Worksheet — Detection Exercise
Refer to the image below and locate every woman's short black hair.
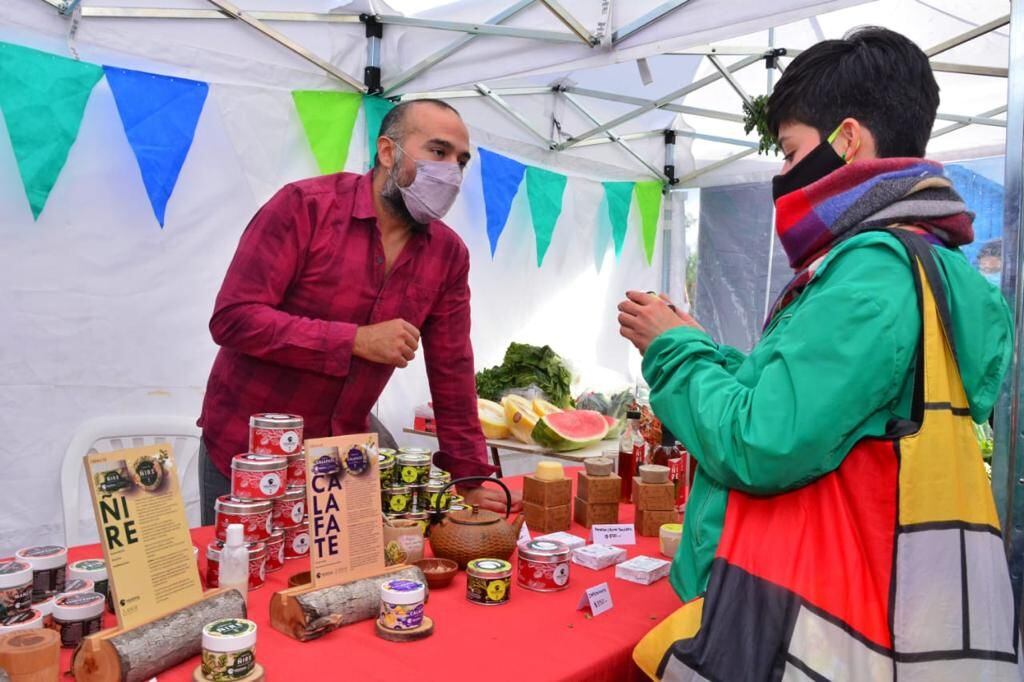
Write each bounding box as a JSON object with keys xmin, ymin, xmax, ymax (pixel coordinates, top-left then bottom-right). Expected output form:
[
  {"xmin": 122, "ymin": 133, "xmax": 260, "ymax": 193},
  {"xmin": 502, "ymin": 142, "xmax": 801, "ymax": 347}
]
[{"xmin": 767, "ymin": 27, "xmax": 939, "ymax": 157}]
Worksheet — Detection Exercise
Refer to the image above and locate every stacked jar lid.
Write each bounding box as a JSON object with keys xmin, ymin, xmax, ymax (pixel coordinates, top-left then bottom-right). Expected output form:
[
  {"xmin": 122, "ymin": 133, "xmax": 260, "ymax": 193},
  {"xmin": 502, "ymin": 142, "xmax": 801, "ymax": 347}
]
[{"xmin": 209, "ymin": 414, "xmax": 306, "ymax": 590}]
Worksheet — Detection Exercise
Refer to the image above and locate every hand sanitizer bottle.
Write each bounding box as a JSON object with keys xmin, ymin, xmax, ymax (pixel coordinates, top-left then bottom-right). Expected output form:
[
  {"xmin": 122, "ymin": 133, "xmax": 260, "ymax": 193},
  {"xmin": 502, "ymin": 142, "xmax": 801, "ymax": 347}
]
[{"xmin": 220, "ymin": 523, "xmax": 249, "ymax": 606}]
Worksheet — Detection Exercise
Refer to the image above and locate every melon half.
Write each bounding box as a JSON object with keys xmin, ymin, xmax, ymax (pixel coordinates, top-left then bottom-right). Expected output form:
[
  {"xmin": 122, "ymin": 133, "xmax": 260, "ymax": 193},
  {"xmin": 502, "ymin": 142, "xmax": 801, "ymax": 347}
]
[
  {"xmin": 502, "ymin": 395, "xmax": 539, "ymax": 444},
  {"xmin": 532, "ymin": 410, "xmax": 610, "ymax": 452},
  {"xmin": 478, "ymin": 399, "xmax": 509, "ymax": 440}
]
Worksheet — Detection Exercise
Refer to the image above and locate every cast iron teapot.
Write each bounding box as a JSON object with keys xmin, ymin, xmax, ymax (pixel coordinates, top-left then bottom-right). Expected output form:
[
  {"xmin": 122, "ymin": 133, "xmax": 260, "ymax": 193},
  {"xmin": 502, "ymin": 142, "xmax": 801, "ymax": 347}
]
[{"xmin": 428, "ymin": 476, "xmax": 524, "ymax": 569}]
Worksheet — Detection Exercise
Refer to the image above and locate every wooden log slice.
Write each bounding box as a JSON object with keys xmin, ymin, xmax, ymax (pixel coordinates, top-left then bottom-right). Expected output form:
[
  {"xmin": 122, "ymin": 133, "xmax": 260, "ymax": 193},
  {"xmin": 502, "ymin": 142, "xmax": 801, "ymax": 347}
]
[
  {"xmin": 72, "ymin": 588, "xmax": 246, "ymax": 682},
  {"xmin": 374, "ymin": 616, "xmax": 434, "ymax": 642}
]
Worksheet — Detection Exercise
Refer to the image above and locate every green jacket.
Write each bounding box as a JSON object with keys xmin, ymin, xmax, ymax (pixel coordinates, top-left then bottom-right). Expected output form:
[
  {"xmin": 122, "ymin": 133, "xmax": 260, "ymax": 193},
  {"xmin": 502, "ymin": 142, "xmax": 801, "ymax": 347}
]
[{"xmin": 642, "ymin": 231, "xmax": 1013, "ymax": 602}]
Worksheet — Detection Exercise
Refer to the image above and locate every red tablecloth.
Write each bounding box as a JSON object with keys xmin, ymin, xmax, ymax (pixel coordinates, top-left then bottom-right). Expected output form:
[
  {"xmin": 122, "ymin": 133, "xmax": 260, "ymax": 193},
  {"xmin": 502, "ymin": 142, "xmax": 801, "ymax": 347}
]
[{"xmin": 61, "ymin": 476, "xmax": 678, "ymax": 681}]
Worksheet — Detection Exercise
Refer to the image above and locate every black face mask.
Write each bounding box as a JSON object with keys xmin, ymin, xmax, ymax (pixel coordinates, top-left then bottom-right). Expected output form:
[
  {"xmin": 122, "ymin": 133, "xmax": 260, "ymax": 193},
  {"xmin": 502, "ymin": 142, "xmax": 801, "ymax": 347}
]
[{"xmin": 771, "ymin": 139, "xmax": 845, "ymax": 202}]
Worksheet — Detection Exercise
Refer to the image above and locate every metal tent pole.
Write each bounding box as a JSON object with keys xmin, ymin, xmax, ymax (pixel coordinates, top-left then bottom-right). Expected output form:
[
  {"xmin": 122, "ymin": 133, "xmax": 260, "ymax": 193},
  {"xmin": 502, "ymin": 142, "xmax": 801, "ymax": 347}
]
[{"xmin": 994, "ymin": 0, "xmax": 1024, "ymax": 602}]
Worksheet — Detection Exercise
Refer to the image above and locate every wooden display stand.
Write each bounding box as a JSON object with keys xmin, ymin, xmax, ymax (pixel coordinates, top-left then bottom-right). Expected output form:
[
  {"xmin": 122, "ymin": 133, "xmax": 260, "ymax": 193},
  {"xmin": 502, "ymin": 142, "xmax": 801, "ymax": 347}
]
[
  {"xmin": 523, "ymin": 474, "xmax": 573, "ymax": 533},
  {"xmin": 72, "ymin": 588, "xmax": 246, "ymax": 682},
  {"xmin": 574, "ymin": 470, "xmax": 621, "ymax": 528},
  {"xmin": 269, "ymin": 564, "xmax": 427, "ymax": 642}
]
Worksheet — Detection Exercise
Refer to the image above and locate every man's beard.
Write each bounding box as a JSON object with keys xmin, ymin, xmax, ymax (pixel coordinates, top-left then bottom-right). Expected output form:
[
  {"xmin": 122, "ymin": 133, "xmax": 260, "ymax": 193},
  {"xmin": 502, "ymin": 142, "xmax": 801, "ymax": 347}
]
[{"xmin": 380, "ymin": 148, "xmax": 429, "ymax": 234}]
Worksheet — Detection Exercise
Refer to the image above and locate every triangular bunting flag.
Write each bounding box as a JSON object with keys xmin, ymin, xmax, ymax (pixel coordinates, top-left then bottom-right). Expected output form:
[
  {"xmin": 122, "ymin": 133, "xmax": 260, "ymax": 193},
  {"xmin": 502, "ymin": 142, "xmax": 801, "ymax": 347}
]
[
  {"xmin": 0, "ymin": 42, "xmax": 103, "ymax": 219},
  {"xmin": 292, "ymin": 90, "xmax": 362, "ymax": 175},
  {"xmin": 525, "ymin": 166, "xmax": 567, "ymax": 267},
  {"xmin": 103, "ymin": 66, "xmax": 208, "ymax": 227},
  {"xmin": 478, "ymin": 147, "xmax": 527, "ymax": 257},
  {"xmin": 363, "ymin": 95, "xmax": 395, "ymax": 168},
  {"xmin": 603, "ymin": 181, "xmax": 635, "ymax": 260},
  {"xmin": 635, "ymin": 180, "xmax": 663, "ymax": 265}
]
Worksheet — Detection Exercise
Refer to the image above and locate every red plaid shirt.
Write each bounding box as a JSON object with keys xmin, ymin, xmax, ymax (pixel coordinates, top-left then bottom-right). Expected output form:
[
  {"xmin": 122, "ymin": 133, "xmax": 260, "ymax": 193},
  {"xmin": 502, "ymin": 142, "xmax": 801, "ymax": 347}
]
[{"xmin": 198, "ymin": 170, "xmax": 494, "ymax": 481}]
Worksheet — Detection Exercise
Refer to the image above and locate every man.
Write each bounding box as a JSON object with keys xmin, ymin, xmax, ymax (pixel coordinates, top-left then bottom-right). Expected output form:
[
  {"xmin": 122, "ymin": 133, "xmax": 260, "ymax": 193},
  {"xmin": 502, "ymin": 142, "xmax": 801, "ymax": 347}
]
[
  {"xmin": 623, "ymin": 28, "xmax": 1018, "ymax": 680},
  {"xmin": 198, "ymin": 99, "xmax": 522, "ymax": 523}
]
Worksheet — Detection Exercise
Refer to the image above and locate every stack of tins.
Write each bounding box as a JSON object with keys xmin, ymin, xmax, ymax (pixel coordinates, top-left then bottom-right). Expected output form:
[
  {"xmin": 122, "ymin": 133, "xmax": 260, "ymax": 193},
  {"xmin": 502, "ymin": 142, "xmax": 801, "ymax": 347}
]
[
  {"xmin": 380, "ymin": 448, "xmax": 454, "ymax": 536},
  {"xmin": 209, "ymin": 414, "xmax": 307, "ymax": 592}
]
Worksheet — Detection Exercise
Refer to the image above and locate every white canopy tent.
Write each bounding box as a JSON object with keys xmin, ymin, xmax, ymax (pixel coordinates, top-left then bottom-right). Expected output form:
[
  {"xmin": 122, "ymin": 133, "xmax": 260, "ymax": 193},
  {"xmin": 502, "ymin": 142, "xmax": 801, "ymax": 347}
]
[{"xmin": 0, "ymin": 0, "xmax": 1016, "ymax": 555}]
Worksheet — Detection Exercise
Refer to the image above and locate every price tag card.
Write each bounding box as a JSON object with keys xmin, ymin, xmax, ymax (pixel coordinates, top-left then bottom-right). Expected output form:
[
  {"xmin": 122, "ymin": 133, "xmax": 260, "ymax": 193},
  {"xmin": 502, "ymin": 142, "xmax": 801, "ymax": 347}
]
[
  {"xmin": 591, "ymin": 524, "xmax": 636, "ymax": 546},
  {"xmin": 576, "ymin": 582, "xmax": 614, "ymax": 617}
]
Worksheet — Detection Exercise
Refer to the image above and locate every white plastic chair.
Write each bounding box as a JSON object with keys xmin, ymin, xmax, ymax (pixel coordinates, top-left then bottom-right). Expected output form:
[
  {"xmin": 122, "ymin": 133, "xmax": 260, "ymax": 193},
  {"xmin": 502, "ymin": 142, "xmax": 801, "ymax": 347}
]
[{"xmin": 61, "ymin": 416, "xmax": 202, "ymax": 547}]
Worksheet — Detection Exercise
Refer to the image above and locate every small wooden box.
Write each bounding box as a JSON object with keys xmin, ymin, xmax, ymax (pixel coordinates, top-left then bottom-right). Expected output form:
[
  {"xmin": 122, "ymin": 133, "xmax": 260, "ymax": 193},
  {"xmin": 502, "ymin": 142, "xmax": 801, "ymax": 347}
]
[
  {"xmin": 523, "ymin": 501, "xmax": 571, "ymax": 533},
  {"xmin": 577, "ymin": 471, "xmax": 621, "ymax": 504},
  {"xmin": 632, "ymin": 477, "xmax": 676, "ymax": 511},
  {"xmin": 572, "ymin": 496, "xmax": 620, "ymax": 528},
  {"xmin": 636, "ymin": 509, "xmax": 680, "ymax": 537},
  {"xmin": 523, "ymin": 475, "xmax": 573, "ymax": 508}
]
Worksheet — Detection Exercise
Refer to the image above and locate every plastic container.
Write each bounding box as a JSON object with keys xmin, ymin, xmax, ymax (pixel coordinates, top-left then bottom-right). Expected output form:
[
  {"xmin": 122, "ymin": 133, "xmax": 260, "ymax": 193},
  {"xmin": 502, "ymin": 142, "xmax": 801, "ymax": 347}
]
[
  {"xmin": 31, "ymin": 594, "xmax": 55, "ymax": 629},
  {"xmin": 58, "ymin": 579, "xmax": 93, "ymax": 596},
  {"xmin": 52, "ymin": 592, "xmax": 104, "ymax": 648},
  {"xmin": 0, "ymin": 560, "xmax": 33, "ymax": 620},
  {"xmin": 0, "ymin": 608, "xmax": 43, "ymax": 634},
  {"xmin": 202, "ymin": 617, "xmax": 258, "ymax": 681},
  {"xmin": 205, "ymin": 540, "xmax": 268, "ymax": 592},
  {"xmin": 659, "ymin": 523, "xmax": 683, "ymax": 558},
  {"xmin": 382, "ymin": 486, "xmax": 413, "ymax": 515},
  {"xmin": 14, "ymin": 546, "xmax": 67, "ymax": 601},
  {"xmin": 378, "ymin": 579, "xmax": 426, "ymax": 631}
]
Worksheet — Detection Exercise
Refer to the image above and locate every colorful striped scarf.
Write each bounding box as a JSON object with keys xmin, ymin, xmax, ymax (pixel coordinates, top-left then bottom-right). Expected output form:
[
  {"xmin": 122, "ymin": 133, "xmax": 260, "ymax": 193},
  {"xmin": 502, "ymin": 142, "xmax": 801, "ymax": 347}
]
[{"xmin": 766, "ymin": 158, "xmax": 974, "ymax": 326}]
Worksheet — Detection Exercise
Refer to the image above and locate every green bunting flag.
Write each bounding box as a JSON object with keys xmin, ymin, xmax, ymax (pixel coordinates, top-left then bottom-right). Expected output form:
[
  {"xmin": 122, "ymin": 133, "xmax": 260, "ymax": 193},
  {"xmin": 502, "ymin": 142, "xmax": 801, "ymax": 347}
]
[
  {"xmin": 603, "ymin": 181, "xmax": 635, "ymax": 260},
  {"xmin": 363, "ymin": 95, "xmax": 395, "ymax": 167},
  {"xmin": 635, "ymin": 180, "xmax": 663, "ymax": 265},
  {"xmin": 0, "ymin": 42, "xmax": 103, "ymax": 219},
  {"xmin": 525, "ymin": 166, "xmax": 568, "ymax": 267},
  {"xmin": 292, "ymin": 90, "xmax": 362, "ymax": 174}
]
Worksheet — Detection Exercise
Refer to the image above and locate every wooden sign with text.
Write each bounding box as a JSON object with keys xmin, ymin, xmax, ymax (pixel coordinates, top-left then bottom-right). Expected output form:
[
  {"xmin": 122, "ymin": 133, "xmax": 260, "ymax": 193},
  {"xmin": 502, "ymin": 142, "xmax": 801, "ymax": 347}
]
[
  {"xmin": 304, "ymin": 434, "xmax": 385, "ymax": 588},
  {"xmin": 84, "ymin": 444, "xmax": 202, "ymax": 629}
]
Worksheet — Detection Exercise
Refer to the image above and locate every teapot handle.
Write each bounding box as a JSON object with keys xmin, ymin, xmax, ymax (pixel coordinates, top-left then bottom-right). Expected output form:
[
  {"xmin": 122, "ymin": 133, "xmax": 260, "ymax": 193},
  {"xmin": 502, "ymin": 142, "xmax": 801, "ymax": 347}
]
[{"xmin": 438, "ymin": 476, "xmax": 512, "ymax": 518}]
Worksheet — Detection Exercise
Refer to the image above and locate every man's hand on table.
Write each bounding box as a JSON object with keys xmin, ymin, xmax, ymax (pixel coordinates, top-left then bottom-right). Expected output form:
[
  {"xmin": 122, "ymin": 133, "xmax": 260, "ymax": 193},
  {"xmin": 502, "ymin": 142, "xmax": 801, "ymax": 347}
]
[
  {"xmin": 354, "ymin": 319, "xmax": 420, "ymax": 368},
  {"xmin": 459, "ymin": 485, "xmax": 524, "ymax": 514}
]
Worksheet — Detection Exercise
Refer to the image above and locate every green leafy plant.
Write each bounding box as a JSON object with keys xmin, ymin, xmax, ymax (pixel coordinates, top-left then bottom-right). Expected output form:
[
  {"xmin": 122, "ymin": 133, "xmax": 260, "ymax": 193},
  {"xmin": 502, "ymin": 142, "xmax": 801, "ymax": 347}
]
[
  {"xmin": 475, "ymin": 343, "xmax": 574, "ymax": 408},
  {"xmin": 742, "ymin": 94, "xmax": 779, "ymax": 156}
]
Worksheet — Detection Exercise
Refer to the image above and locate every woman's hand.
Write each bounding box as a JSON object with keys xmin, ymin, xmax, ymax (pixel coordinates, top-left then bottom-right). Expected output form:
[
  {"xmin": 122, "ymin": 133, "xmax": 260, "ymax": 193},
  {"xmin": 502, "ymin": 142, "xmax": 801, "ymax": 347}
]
[{"xmin": 618, "ymin": 291, "xmax": 703, "ymax": 353}]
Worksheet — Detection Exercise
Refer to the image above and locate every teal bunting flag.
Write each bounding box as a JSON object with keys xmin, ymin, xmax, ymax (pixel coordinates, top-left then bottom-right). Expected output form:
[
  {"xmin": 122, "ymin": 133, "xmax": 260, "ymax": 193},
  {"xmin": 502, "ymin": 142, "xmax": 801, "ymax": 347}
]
[{"xmin": 525, "ymin": 166, "xmax": 567, "ymax": 267}]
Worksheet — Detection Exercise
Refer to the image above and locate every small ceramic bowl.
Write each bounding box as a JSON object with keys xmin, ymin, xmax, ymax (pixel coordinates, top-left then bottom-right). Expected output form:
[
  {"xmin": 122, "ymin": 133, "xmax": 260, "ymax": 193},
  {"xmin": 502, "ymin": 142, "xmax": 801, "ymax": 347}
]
[
  {"xmin": 413, "ymin": 558, "xmax": 458, "ymax": 589},
  {"xmin": 584, "ymin": 457, "xmax": 614, "ymax": 477},
  {"xmin": 639, "ymin": 464, "xmax": 670, "ymax": 484}
]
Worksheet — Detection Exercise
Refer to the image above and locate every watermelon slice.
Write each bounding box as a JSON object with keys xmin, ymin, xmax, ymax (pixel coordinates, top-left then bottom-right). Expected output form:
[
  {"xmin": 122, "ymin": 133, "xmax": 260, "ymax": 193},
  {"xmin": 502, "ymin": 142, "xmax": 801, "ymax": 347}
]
[{"xmin": 532, "ymin": 410, "xmax": 610, "ymax": 452}]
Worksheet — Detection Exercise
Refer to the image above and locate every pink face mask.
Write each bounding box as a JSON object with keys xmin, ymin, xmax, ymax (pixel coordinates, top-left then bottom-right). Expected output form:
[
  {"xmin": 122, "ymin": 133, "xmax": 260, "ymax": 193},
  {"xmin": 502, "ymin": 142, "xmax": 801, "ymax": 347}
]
[{"xmin": 394, "ymin": 144, "xmax": 464, "ymax": 224}]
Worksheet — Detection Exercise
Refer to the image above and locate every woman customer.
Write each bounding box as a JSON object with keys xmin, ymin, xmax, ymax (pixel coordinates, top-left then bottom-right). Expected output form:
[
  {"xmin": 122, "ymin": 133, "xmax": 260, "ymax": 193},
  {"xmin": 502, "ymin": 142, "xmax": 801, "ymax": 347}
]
[{"xmin": 621, "ymin": 27, "xmax": 1019, "ymax": 681}]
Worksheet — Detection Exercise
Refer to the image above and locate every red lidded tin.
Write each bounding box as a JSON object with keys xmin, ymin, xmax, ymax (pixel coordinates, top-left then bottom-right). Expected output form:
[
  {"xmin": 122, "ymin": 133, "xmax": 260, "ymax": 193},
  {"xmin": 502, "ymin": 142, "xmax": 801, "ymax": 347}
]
[
  {"xmin": 249, "ymin": 413, "xmax": 303, "ymax": 456},
  {"xmin": 206, "ymin": 541, "xmax": 267, "ymax": 591},
  {"xmin": 284, "ymin": 520, "xmax": 310, "ymax": 559},
  {"xmin": 214, "ymin": 496, "xmax": 273, "ymax": 543},
  {"xmin": 266, "ymin": 528, "xmax": 285, "ymax": 573},
  {"xmin": 272, "ymin": 486, "xmax": 306, "ymax": 528},
  {"xmin": 286, "ymin": 451, "xmax": 306, "ymax": 487},
  {"xmin": 517, "ymin": 539, "xmax": 571, "ymax": 592},
  {"xmin": 230, "ymin": 453, "xmax": 286, "ymax": 500}
]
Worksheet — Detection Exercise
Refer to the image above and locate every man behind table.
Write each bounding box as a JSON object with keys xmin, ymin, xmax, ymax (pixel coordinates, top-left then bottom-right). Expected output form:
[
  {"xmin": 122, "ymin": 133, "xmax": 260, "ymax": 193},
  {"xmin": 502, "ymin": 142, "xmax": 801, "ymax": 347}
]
[{"xmin": 197, "ymin": 99, "xmax": 523, "ymax": 523}]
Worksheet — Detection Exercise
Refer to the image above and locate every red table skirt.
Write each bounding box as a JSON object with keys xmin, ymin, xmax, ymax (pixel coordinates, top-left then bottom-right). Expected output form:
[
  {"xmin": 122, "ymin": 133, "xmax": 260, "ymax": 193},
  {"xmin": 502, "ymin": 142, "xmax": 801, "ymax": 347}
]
[{"xmin": 61, "ymin": 476, "xmax": 678, "ymax": 681}]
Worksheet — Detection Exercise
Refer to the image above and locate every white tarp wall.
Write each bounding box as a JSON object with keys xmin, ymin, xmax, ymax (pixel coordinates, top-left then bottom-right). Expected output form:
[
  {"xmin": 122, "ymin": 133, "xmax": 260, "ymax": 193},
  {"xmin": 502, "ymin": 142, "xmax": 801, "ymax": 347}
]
[{"xmin": 0, "ymin": 0, "xmax": 872, "ymax": 553}]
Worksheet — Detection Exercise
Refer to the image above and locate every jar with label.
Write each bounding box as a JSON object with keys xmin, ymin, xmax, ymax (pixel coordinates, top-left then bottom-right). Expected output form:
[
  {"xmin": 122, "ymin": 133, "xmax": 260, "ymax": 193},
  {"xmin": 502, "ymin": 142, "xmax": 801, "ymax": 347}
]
[
  {"xmin": 67, "ymin": 559, "xmax": 110, "ymax": 614},
  {"xmin": 230, "ymin": 454, "xmax": 287, "ymax": 501},
  {"xmin": 381, "ymin": 486, "xmax": 413, "ymax": 515},
  {"xmin": 284, "ymin": 519, "xmax": 310, "ymax": 559},
  {"xmin": 215, "ymin": 496, "xmax": 273, "ymax": 543},
  {"xmin": 14, "ymin": 546, "xmax": 66, "ymax": 601},
  {"xmin": 429, "ymin": 468, "xmax": 452, "ymax": 486},
  {"xmin": 378, "ymin": 579, "xmax": 425, "ymax": 631},
  {"xmin": 285, "ymin": 451, "xmax": 306, "ymax": 487},
  {"xmin": 272, "ymin": 485, "xmax": 305, "ymax": 528},
  {"xmin": 0, "ymin": 560, "xmax": 33, "ymax": 620},
  {"xmin": 52, "ymin": 592, "xmax": 104, "ymax": 648},
  {"xmin": 206, "ymin": 541, "xmax": 267, "ymax": 591},
  {"xmin": 396, "ymin": 451, "xmax": 431, "ymax": 487},
  {"xmin": 265, "ymin": 528, "xmax": 285, "ymax": 573},
  {"xmin": 202, "ymin": 618, "xmax": 258, "ymax": 682},
  {"xmin": 249, "ymin": 413, "xmax": 303, "ymax": 456},
  {"xmin": 517, "ymin": 539, "xmax": 571, "ymax": 593},
  {"xmin": 378, "ymin": 450, "xmax": 396, "ymax": 488},
  {"xmin": 0, "ymin": 608, "xmax": 42, "ymax": 634},
  {"xmin": 422, "ymin": 479, "xmax": 450, "ymax": 513},
  {"xmin": 466, "ymin": 559, "xmax": 512, "ymax": 606},
  {"xmin": 32, "ymin": 594, "xmax": 55, "ymax": 629}
]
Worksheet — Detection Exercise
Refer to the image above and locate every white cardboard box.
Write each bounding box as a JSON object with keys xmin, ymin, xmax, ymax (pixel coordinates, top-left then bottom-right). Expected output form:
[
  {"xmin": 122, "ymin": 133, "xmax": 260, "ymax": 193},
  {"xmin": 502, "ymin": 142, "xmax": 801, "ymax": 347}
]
[{"xmin": 615, "ymin": 555, "xmax": 671, "ymax": 585}]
